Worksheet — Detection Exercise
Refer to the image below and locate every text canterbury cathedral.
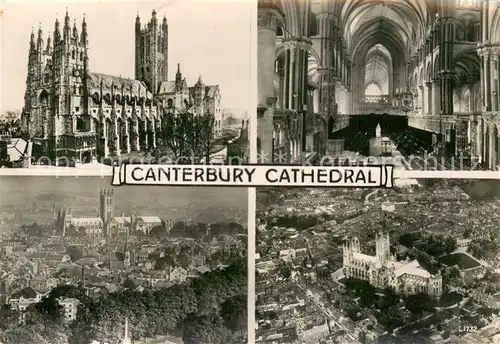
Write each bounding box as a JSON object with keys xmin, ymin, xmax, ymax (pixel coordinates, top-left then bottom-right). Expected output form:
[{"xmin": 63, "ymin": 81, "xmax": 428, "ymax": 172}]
[{"xmin": 21, "ymin": 10, "xmax": 222, "ymax": 163}]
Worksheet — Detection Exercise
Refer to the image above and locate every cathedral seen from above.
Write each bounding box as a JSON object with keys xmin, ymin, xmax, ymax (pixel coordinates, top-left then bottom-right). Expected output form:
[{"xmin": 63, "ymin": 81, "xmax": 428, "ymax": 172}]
[{"xmin": 21, "ymin": 10, "xmax": 222, "ymax": 163}]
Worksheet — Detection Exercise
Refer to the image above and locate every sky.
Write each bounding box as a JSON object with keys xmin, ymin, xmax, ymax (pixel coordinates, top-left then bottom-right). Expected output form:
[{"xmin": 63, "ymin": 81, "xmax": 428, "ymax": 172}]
[{"xmin": 0, "ymin": 0, "xmax": 254, "ymax": 113}]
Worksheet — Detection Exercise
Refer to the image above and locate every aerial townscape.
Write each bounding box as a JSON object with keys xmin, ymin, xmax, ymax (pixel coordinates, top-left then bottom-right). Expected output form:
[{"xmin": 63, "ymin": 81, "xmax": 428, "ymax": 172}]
[
  {"xmin": 0, "ymin": 177, "xmax": 248, "ymax": 344},
  {"xmin": 0, "ymin": 8, "xmax": 249, "ymax": 168},
  {"xmin": 255, "ymin": 179, "xmax": 500, "ymax": 344}
]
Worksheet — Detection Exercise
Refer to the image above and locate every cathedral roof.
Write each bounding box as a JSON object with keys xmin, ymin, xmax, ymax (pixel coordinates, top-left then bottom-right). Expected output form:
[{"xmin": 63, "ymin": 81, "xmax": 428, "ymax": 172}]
[
  {"xmin": 87, "ymin": 72, "xmax": 152, "ymax": 97},
  {"xmin": 206, "ymin": 85, "xmax": 219, "ymax": 98},
  {"xmin": 158, "ymin": 81, "xmax": 176, "ymax": 94},
  {"xmin": 137, "ymin": 216, "xmax": 162, "ymax": 223},
  {"xmin": 113, "ymin": 216, "xmax": 131, "ymax": 224},
  {"xmin": 188, "ymin": 84, "xmax": 220, "ymax": 99},
  {"xmin": 71, "ymin": 217, "xmax": 103, "ymax": 224},
  {"xmin": 394, "ymin": 260, "xmax": 431, "ymax": 279}
]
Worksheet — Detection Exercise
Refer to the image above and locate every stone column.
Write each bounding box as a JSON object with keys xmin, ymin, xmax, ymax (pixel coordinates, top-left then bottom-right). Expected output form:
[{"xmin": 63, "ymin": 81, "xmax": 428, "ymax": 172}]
[
  {"xmin": 491, "ymin": 52, "xmax": 499, "ymax": 111},
  {"xmin": 418, "ymin": 85, "xmax": 424, "ymax": 114},
  {"xmin": 257, "ymin": 9, "xmax": 279, "ymax": 163},
  {"xmin": 258, "ymin": 10, "xmax": 279, "ymax": 108},
  {"xmin": 124, "ymin": 119, "xmax": 131, "ymax": 154},
  {"xmin": 130, "ymin": 119, "xmax": 139, "ymax": 151},
  {"xmin": 142, "ymin": 121, "xmax": 149, "ymax": 151},
  {"xmin": 440, "ymin": 73, "xmax": 454, "ymax": 116},
  {"xmin": 432, "ymin": 78, "xmax": 441, "ymax": 116},
  {"xmin": 482, "ymin": 47, "xmax": 491, "ymax": 111},
  {"xmin": 475, "ymin": 119, "xmax": 482, "ymax": 163},
  {"xmin": 103, "ymin": 120, "xmax": 109, "ymax": 157},
  {"xmin": 112, "ymin": 118, "xmax": 120, "ymax": 155},
  {"xmin": 317, "ymin": 12, "xmax": 336, "ymax": 117},
  {"xmin": 488, "ymin": 124, "xmax": 495, "ymax": 169},
  {"xmin": 150, "ymin": 119, "xmax": 156, "ymax": 148},
  {"xmin": 425, "ymin": 82, "xmax": 432, "ymax": 115}
]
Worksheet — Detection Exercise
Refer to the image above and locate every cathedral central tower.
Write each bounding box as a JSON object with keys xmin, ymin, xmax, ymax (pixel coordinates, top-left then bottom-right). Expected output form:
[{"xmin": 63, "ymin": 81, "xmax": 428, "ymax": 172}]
[{"xmin": 135, "ymin": 10, "xmax": 168, "ymax": 94}]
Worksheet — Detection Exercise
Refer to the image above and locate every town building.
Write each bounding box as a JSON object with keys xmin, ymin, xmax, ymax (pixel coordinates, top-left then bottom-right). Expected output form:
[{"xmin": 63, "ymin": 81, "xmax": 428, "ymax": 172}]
[
  {"xmin": 342, "ymin": 233, "xmax": 443, "ymax": 296},
  {"xmin": 21, "ymin": 10, "xmax": 222, "ymax": 163},
  {"xmin": 59, "ymin": 297, "xmax": 80, "ymax": 322}
]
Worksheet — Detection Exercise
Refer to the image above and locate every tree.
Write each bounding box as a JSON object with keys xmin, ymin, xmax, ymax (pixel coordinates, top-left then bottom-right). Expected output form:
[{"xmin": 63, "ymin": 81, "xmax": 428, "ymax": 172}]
[
  {"xmin": 1, "ymin": 110, "xmax": 22, "ymax": 136},
  {"xmin": 149, "ymin": 109, "xmax": 216, "ymax": 164},
  {"xmin": 66, "ymin": 246, "xmax": 83, "ymax": 262},
  {"xmin": 278, "ymin": 262, "xmax": 292, "ymax": 280},
  {"xmin": 377, "ymin": 305, "xmax": 407, "ymax": 332},
  {"xmin": 123, "ymin": 278, "xmax": 136, "ymax": 289},
  {"xmin": 220, "ymin": 295, "xmax": 247, "ymax": 333},
  {"xmin": 65, "ymin": 224, "xmax": 78, "ymax": 237},
  {"xmin": 182, "ymin": 313, "xmax": 231, "ymax": 344},
  {"xmin": 404, "ymin": 293, "xmax": 435, "ymax": 314},
  {"xmin": 149, "ymin": 225, "xmax": 167, "ymax": 238}
]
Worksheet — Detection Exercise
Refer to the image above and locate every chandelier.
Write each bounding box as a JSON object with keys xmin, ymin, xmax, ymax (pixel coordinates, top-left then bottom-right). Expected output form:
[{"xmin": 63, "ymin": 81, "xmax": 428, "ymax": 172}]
[{"xmin": 395, "ymin": 87, "xmax": 414, "ymax": 113}]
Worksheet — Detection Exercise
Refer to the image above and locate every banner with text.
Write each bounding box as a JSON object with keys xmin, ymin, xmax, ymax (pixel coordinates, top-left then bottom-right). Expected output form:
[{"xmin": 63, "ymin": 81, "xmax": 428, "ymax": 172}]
[{"xmin": 111, "ymin": 164, "xmax": 394, "ymax": 188}]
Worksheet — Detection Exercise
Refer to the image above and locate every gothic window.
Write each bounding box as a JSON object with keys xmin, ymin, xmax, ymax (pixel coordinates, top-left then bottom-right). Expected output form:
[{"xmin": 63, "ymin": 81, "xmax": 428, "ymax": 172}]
[
  {"xmin": 308, "ymin": 13, "xmax": 318, "ymax": 36},
  {"xmin": 80, "ymin": 52, "xmax": 83, "ymax": 61},
  {"xmin": 79, "ymin": 86, "xmax": 83, "ymax": 95},
  {"xmin": 44, "ymin": 74, "xmax": 50, "ymax": 84},
  {"xmin": 72, "ymin": 50, "xmax": 75, "ymax": 60},
  {"xmin": 76, "ymin": 117, "xmax": 86, "ymax": 131},
  {"xmin": 158, "ymin": 36, "xmax": 161, "ymax": 52}
]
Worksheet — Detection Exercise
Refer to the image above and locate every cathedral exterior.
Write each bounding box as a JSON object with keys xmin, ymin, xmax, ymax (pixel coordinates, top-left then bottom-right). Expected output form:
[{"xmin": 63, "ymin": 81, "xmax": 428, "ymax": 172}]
[
  {"xmin": 22, "ymin": 10, "xmax": 222, "ymax": 164},
  {"xmin": 54, "ymin": 189, "xmax": 168, "ymax": 237},
  {"xmin": 342, "ymin": 234, "xmax": 442, "ymax": 296}
]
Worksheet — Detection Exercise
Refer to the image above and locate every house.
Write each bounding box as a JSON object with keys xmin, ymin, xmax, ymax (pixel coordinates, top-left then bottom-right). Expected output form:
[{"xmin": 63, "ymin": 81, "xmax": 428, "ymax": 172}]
[
  {"xmin": 59, "ymin": 297, "xmax": 80, "ymax": 322},
  {"xmin": 279, "ymin": 249, "xmax": 296, "ymax": 262},
  {"xmin": 8, "ymin": 287, "xmax": 43, "ymax": 320},
  {"xmin": 168, "ymin": 266, "xmax": 187, "ymax": 283}
]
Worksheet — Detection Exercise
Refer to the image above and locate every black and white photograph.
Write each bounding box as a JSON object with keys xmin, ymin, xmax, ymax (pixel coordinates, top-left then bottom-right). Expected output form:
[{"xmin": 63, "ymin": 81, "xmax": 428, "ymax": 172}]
[
  {"xmin": 0, "ymin": 176, "xmax": 248, "ymax": 344},
  {"xmin": 255, "ymin": 177, "xmax": 500, "ymax": 344},
  {"xmin": 257, "ymin": 0, "xmax": 500, "ymax": 171},
  {"xmin": 1, "ymin": 0, "xmax": 252, "ymax": 168}
]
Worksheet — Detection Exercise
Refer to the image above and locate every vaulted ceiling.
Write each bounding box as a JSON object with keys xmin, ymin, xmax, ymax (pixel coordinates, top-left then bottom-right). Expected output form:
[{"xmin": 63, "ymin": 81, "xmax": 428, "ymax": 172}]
[{"xmin": 365, "ymin": 44, "xmax": 391, "ymax": 93}]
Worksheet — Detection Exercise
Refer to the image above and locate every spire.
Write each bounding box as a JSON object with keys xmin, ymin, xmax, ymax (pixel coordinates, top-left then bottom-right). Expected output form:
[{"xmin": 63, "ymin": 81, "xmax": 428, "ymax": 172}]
[
  {"xmin": 46, "ymin": 32, "xmax": 52, "ymax": 52},
  {"xmin": 162, "ymin": 14, "xmax": 168, "ymax": 32},
  {"xmin": 135, "ymin": 11, "xmax": 141, "ymax": 32},
  {"xmin": 54, "ymin": 17, "xmax": 61, "ymax": 43},
  {"xmin": 81, "ymin": 14, "xmax": 88, "ymax": 45},
  {"xmin": 36, "ymin": 24, "xmax": 44, "ymax": 52},
  {"xmin": 151, "ymin": 9, "xmax": 157, "ymax": 27},
  {"xmin": 73, "ymin": 19, "xmax": 78, "ymax": 38},
  {"xmin": 196, "ymin": 74, "xmax": 204, "ymax": 85},
  {"xmin": 30, "ymin": 27, "xmax": 36, "ymax": 51},
  {"xmin": 63, "ymin": 8, "xmax": 71, "ymax": 40},
  {"xmin": 37, "ymin": 23, "xmax": 43, "ymax": 40}
]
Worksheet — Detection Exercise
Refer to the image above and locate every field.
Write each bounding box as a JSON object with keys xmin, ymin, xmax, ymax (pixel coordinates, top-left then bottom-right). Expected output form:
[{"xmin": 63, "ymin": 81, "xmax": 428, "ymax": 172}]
[{"xmin": 0, "ymin": 176, "xmax": 247, "ymax": 233}]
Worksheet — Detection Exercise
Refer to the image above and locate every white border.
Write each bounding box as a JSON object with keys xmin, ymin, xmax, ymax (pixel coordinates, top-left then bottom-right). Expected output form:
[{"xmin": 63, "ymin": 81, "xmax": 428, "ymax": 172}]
[{"xmin": 247, "ymin": 0, "xmax": 257, "ymax": 342}]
